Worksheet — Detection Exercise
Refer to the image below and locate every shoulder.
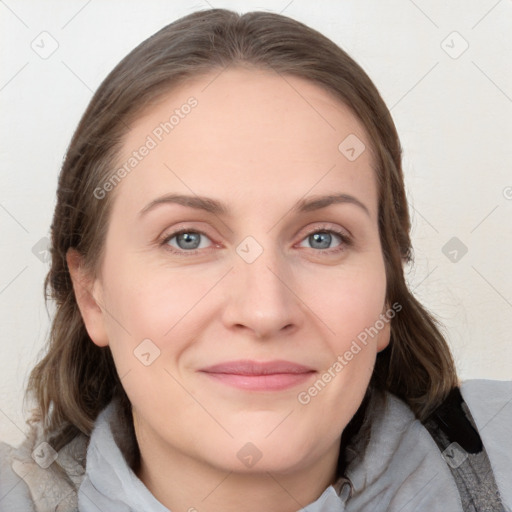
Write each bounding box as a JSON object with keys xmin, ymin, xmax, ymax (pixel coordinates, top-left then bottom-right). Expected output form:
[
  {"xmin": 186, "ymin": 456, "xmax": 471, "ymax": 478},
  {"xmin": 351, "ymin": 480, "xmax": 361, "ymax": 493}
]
[
  {"xmin": 459, "ymin": 378, "xmax": 512, "ymax": 436},
  {"xmin": 0, "ymin": 422, "xmax": 89, "ymax": 512},
  {"xmin": 460, "ymin": 378, "xmax": 512, "ymax": 405},
  {"xmin": 0, "ymin": 439, "xmax": 35, "ymax": 511},
  {"xmin": 459, "ymin": 379, "xmax": 512, "ymax": 509}
]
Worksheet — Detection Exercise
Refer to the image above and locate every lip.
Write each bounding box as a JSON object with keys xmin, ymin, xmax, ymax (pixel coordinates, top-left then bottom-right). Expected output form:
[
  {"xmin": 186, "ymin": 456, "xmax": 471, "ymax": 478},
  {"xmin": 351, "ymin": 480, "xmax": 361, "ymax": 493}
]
[{"xmin": 198, "ymin": 359, "xmax": 317, "ymax": 391}]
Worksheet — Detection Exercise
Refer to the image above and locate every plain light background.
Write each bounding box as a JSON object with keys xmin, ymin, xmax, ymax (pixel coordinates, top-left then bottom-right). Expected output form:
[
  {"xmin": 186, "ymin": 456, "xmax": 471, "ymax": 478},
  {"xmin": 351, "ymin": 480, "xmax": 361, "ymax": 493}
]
[{"xmin": 1, "ymin": 0, "xmax": 511, "ymax": 447}]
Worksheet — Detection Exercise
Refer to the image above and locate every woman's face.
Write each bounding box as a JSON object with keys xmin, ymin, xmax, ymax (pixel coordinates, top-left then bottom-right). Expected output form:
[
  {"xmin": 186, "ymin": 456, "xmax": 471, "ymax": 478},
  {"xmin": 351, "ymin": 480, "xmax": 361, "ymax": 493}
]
[{"xmin": 73, "ymin": 67, "xmax": 390, "ymax": 476}]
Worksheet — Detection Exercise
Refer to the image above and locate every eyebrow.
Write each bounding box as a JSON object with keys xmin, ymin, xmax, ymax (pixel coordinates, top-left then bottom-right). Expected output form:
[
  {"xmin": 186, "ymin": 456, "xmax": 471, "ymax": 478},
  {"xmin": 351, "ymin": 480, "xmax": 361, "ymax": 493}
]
[{"xmin": 138, "ymin": 193, "xmax": 371, "ymax": 218}]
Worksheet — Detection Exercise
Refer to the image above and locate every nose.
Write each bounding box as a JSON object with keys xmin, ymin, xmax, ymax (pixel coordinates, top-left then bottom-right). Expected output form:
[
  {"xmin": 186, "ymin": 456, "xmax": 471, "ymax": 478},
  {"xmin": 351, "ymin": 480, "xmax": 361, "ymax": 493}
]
[{"xmin": 221, "ymin": 240, "xmax": 304, "ymax": 340}]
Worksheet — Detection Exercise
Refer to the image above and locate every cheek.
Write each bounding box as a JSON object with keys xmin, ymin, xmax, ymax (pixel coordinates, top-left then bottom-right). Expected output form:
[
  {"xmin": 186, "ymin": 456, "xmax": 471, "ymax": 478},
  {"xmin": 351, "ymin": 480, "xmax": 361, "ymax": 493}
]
[
  {"xmin": 308, "ymin": 258, "xmax": 388, "ymax": 351},
  {"xmin": 97, "ymin": 268, "xmax": 200, "ymax": 412},
  {"xmin": 298, "ymin": 273, "xmax": 388, "ymax": 442},
  {"xmin": 99, "ymin": 255, "xmax": 217, "ymax": 363}
]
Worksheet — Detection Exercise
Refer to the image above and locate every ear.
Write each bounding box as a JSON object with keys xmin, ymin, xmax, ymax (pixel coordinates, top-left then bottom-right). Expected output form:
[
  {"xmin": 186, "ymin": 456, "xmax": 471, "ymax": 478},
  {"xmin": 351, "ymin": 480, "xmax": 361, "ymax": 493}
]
[
  {"xmin": 66, "ymin": 248, "xmax": 109, "ymax": 347},
  {"xmin": 376, "ymin": 324, "xmax": 391, "ymax": 352},
  {"xmin": 376, "ymin": 301, "xmax": 392, "ymax": 352}
]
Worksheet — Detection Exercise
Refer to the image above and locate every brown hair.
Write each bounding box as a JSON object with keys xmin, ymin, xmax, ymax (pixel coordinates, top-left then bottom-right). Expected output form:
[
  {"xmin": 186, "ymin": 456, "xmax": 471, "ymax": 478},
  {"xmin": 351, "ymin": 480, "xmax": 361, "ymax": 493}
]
[{"xmin": 26, "ymin": 8, "xmax": 458, "ymax": 458}]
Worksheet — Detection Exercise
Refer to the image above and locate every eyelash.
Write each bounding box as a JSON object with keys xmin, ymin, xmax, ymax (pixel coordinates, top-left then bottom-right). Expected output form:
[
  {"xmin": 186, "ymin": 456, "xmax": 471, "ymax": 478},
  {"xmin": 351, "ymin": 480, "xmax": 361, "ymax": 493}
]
[{"xmin": 159, "ymin": 224, "xmax": 352, "ymax": 257}]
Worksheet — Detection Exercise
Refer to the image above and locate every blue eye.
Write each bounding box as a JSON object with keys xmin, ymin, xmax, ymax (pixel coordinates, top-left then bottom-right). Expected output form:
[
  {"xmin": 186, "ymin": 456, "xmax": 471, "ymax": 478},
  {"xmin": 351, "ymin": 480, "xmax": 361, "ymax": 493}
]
[
  {"xmin": 304, "ymin": 231, "xmax": 339, "ymax": 250},
  {"xmin": 160, "ymin": 226, "xmax": 351, "ymax": 256},
  {"xmin": 162, "ymin": 230, "xmax": 212, "ymax": 253},
  {"xmin": 298, "ymin": 229, "xmax": 351, "ymax": 254}
]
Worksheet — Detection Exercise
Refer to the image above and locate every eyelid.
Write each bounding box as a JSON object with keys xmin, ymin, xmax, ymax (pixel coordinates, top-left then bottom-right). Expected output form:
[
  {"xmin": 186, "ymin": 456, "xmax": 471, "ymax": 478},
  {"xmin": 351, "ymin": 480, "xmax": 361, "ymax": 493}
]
[{"xmin": 298, "ymin": 222, "xmax": 351, "ymax": 240}]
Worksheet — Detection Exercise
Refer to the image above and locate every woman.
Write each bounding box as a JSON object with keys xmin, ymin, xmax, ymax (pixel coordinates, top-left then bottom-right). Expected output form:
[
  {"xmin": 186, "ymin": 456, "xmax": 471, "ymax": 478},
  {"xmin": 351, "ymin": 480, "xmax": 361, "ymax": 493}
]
[{"xmin": 0, "ymin": 8, "xmax": 510, "ymax": 512}]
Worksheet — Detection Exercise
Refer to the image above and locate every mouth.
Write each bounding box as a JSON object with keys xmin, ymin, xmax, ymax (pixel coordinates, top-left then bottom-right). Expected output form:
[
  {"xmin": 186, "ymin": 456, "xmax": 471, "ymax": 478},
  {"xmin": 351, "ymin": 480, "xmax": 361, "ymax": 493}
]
[{"xmin": 198, "ymin": 359, "xmax": 317, "ymax": 391}]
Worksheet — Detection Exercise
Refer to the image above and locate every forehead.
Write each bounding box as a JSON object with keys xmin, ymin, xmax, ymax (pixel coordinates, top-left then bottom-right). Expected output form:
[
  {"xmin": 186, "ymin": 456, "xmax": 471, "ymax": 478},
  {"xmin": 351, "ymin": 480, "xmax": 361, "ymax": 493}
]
[{"xmin": 113, "ymin": 67, "xmax": 377, "ymax": 220}]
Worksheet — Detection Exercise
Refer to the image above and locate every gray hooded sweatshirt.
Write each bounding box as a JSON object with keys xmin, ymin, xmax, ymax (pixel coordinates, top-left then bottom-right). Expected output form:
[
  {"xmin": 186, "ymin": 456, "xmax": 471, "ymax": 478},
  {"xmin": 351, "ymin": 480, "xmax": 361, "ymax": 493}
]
[{"xmin": 1, "ymin": 379, "xmax": 511, "ymax": 511}]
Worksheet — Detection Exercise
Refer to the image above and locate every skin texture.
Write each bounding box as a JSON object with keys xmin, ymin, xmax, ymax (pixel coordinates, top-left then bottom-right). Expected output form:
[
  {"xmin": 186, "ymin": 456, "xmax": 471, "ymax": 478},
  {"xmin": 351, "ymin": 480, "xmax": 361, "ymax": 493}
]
[{"xmin": 68, "ymin": 67, "xmax": 390, "ymax": 512}]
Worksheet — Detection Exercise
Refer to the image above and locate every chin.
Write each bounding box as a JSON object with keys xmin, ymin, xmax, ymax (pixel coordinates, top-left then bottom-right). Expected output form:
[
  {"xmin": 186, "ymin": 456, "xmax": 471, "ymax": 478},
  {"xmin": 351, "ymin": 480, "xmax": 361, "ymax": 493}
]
[{"xmin": 204, "ymin": 429, "xmax": 320, "ymax": 474}]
